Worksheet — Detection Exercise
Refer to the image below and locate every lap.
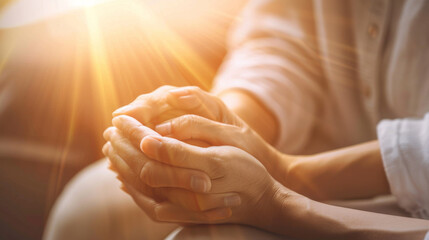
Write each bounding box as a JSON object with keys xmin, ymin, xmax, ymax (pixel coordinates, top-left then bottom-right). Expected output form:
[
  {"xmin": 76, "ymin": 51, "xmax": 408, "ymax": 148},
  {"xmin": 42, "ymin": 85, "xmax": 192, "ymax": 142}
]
[
  {"xmin": 44, "ymin": 160, "xmax": 410, "ymax": 240},
  {"xmin": 43, "ymin": 159, "xmax": 177, "ymax": 240},
  {"xmin": 166, "ymin": 225, "xmax": 288, "ymax": 240},
  {"xmin": 44, "ymin": 160, "xmax": 288, "ymax": 240}
]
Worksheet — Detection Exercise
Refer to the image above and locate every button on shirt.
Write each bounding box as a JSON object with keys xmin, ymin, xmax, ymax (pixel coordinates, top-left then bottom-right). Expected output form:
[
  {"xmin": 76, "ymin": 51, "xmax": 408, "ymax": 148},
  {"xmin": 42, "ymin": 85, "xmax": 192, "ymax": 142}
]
[{"xmin": 212, "ymin": 0, "xmax": 429, "ymax": 227}]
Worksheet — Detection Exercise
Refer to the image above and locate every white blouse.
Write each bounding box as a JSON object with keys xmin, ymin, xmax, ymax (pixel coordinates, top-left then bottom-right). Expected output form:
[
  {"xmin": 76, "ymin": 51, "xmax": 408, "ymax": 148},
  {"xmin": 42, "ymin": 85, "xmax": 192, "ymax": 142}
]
[{"xmin": 212, "ymin": 0, "xmax": 429, "ymax": 227}]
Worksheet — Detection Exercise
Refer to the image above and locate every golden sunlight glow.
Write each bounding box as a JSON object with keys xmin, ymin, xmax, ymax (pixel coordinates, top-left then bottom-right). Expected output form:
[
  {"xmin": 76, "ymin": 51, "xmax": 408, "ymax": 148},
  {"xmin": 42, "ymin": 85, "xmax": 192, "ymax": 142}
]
[
  {"xmin": 0, "ymin": 0, "xmax": 245, "ymax": 207},
  {"xmin": 84, "ymin": 5, "xmax": 119, "ymax": 126},
  {"xmin": 0, "ymin": 0, "xmax": 114, "ymax": 28},
  {"xmin": 0, "ymin": 1, "xmax": 249, "ymax": 238}
]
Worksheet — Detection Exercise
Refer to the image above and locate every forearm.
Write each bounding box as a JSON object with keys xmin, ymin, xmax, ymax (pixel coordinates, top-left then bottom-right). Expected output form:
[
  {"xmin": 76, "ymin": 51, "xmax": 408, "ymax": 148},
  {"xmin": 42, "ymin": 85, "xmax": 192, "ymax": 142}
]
[
  {"xmin": 216, "ymin": 90, "xmax": 388, "ymax": 201},
  {"xmin": 217, "ymin": 89, "xmax": 278, "ymax": 145},
  {"xmin": 265, "ymin": 185, "xmax": 429, "ymax": 240},
  {"xmin": 284, "ymin": 140, "xmax": 390, "ymax": 200}
]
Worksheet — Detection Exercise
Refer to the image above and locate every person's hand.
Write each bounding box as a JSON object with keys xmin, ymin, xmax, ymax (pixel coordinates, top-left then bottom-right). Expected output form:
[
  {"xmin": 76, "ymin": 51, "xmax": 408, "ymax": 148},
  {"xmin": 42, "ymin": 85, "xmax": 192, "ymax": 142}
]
[
  {"xmin": 112, "ymin": 85, "xmax": 290, "ymax": 180},
  {"xmin": 105, "ymin": 116, "xmax": 281, "ymax": 226},
  {"xmin": 153, "ymin": 113, "xmax": 291, "ymax": 180},
  {"xmin": 103, "ymin": 116, "xmax": 243, "ymax": 221},
  {"xmin": 112, "ymin": 85, "xmax": 242, "ymax": 128}
]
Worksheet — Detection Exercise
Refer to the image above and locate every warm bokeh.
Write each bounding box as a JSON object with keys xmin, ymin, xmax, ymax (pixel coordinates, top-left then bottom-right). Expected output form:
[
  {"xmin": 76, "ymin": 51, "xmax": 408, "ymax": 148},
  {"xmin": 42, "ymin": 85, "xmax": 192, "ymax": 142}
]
[{"xmin": 0, "ymin": 0, "xmax": 246, "ymax": 239}]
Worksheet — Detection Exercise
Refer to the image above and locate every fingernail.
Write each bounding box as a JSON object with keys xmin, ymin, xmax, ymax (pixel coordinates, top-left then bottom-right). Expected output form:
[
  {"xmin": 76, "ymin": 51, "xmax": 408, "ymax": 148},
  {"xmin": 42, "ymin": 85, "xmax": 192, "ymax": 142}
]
[
  {"xmin": 155, "ymin": 122, "xmax": 172, "ymax": 135},
  {"xmin": 113, "ymin": 105, "xmax": 133, "ymax": 116},
  {"xmin": 169, "ymin": 88, "xmax": 189, "ymax": 97},
  {"xmin": 141, "ymin": 136, "xmax": 162, "ymax": 158},
  {"xmin": 224, "ymin": 195, "xmax": 241, "ymax": 207},
  {"xmin": 191, "ymin": 176, "xmax": 211, "ymax": 192}
]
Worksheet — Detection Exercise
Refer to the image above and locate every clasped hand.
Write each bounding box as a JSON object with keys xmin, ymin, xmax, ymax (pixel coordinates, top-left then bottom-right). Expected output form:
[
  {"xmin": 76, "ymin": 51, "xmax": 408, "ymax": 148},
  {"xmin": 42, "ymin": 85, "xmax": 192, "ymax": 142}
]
[{"xmin": 103, "ymin": 86, "xmax": 285, "ymax": 226}]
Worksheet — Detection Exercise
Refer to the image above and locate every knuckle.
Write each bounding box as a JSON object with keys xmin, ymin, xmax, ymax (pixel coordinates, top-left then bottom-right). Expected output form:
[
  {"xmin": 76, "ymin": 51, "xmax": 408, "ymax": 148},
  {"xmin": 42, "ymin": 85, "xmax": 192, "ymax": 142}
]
[
  {"xmin": 116, "ymin": 136, "xmax": 131, "ymax": 148},
  {"xmin": 169, "ymin": 143, "xmax": 187, "ymax": 163},
  {"xmin": 214, "ymin": 98, "xmax": 228, "ymax": 122},
  {"xmin": 181, "ymin": 114, "xmax": 199, "ymax": 126},
  {"xmin": 156, "ymin": 140, "xmax": 172, "ymax": 163},
  {"xmin": 206, "ymin": 152, "xmax": 227, "ymax": 178},
  {"xmin": 140, "ymin": 161, "xmax": 157, "ymax": 186},
  {"xmin": 128, "ymin": 177, "xmax": 142, "ymax": 190},
  {"xmin": 164, "ymin": 138, "xmax": 181, "ymax": 154},
  {"xmin": 134, "ymin": 182, "xmax": 150, "ymax": 196},
  {"xmin": 187, "ymin": 86, "xmax": 201, "ymax": 93},
  {"xmin": 238, "ymin": 125, "xmax": 249, "ymax": 135},
  {"xmin": 110, "ymin": 131, "xmax": 127, "ymax": 145},
  {"xmin": 128, "ymin": 125, "xmax": 143, "ymax": 140},
  {"xmin": 157, "ymin": 85, "xmax": 173, "ymax": 92},
  {"xmin": 136, "ymin": 93, "xmax": 149, "ymax": 101},
  {"xmin": 148, "ymin": 204, "xmax": 161, "ymax": 222},
  {"xmin": 170, "ymin": 115, "xmax": 200, "ymax": 140}
]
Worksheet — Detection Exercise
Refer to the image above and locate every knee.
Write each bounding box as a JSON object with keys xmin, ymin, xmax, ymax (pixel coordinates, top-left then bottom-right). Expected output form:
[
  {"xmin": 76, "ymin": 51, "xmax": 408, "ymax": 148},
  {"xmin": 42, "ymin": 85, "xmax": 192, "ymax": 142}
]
[
  {"xmin": 43, "ymin": 198, "xmax": 96, "ymax": 240},
  {"xmin": 43, "ymin": 160, "xmax": 118, "ymax": 240}
]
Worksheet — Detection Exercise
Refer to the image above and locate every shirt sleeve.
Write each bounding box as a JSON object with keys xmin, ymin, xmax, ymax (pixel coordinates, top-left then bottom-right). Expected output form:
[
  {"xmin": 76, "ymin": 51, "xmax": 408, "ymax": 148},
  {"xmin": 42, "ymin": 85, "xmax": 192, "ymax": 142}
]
[
  {"xmin": 425, "ymin": 231, "xmax": 429, "ymax": 240},
  {"xmin": 211, "ymin": 0, "xmax": 325, "ymax": 154},
  {"xmin": 377, "ymin": 113, "xmax": 429, "ymax": 219}
]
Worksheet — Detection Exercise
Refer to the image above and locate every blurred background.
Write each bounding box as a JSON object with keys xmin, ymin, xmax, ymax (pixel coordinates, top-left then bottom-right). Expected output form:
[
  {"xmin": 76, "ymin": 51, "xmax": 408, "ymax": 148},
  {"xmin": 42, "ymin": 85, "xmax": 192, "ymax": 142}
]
[{"xmin": 0, "ymin": 0, "xmax": 246, "ymax": 239}]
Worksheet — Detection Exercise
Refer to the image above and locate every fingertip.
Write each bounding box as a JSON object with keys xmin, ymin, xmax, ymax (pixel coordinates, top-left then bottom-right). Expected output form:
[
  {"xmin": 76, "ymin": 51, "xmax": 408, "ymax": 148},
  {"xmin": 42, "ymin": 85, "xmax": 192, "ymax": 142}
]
[
  {"xmin": 112, "ymin": 115, "xmax": 142, "ymax": 134},
  {"xmin": 102, "ymin": 142, "xmax": 110, "ymax": 155},
  {"xmin": 116, "ymin": 174, "xmax": 124, "ymax": 182},
  {"xmin": 112, "ymin": 116, "xmax": 123, "ymax": 128},
  {"xmin": 112, "ymin": 115, "xmax": 136, "ymax": 128},
  {"xmin": 120, "ymin": 184, "xmax": 130, "ymax": 194},
  {"xmin": 112, "ymin": 105, "xmax": 133, "ymax": 116},
  {"xmin": 103, "ymin": 127, "xmax": 115, "ymax": 141}
]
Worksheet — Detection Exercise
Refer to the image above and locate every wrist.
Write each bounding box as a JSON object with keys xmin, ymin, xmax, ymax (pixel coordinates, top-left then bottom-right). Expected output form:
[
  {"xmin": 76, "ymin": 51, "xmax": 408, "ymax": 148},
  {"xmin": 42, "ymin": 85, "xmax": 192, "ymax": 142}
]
[
  {"xmin": 257, "ymin": 181, "xmax": 307, "ymax": 236},
  {"xmin": 250, "ymin": 180, "xmax": 285, "ymax": 229},
  {"xmin": 268, "ymin": 151, "xmax": 297, "ymax": 187},
  {"xmin": 266, "ymin": 187, "xmax": 343, "ymax": 239}
]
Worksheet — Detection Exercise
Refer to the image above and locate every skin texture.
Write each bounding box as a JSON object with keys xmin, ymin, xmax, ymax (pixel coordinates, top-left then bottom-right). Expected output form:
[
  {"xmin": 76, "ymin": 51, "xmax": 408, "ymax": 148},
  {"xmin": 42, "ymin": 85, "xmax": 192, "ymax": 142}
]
[
  {"xmin": 104, "ymin": 86, "xmax": 429, "ymax": 239},
  {"xmin": 285, "ymin": 140, "xmax": 390, "ymax": 200},
  {"xmin": 103, "ymin": 116, "xmax": 277, "ymax": 225},
  {"xmin": 110, "ymin": 85, "xmax": 389, "ymax": 201}
]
